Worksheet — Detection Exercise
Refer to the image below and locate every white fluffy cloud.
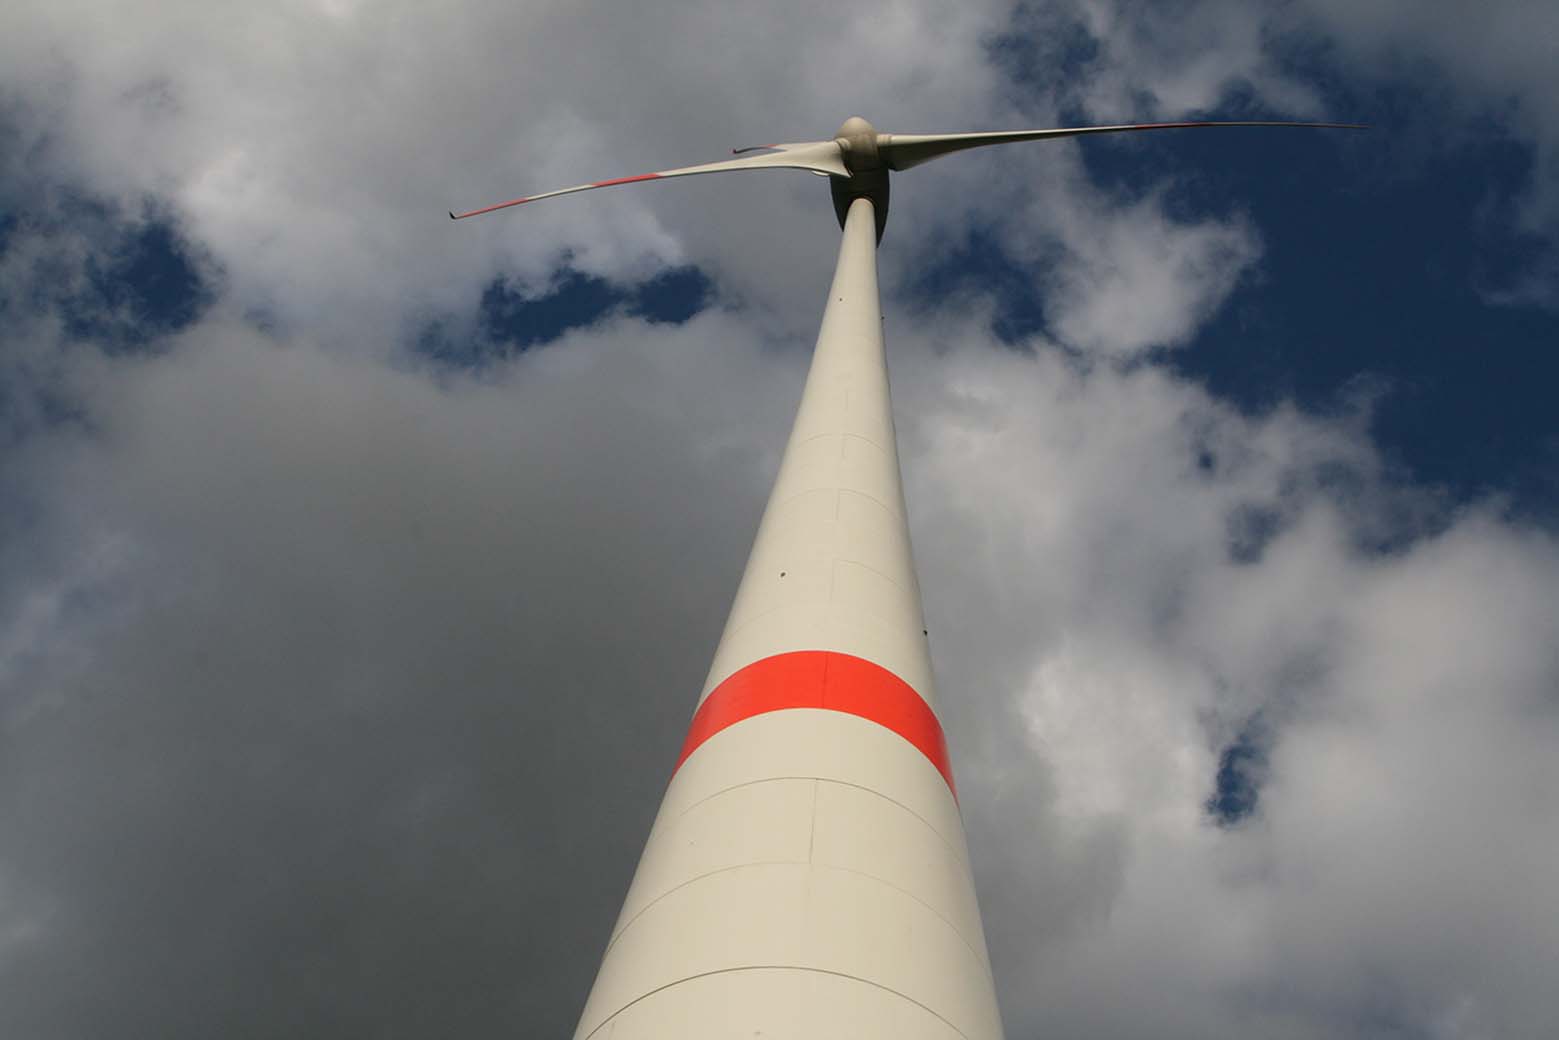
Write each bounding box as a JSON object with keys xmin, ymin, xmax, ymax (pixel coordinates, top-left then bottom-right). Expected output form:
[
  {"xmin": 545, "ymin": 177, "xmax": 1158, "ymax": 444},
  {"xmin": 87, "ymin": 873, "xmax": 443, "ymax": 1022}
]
[
  {"xmin": 1063, "ymin": 0, "xmax": 1559, "ymax": 306},
  {"xmin": 4, "ymin": 266, "xmax": 1554, "ymax": 1039},
  {"xmin": 2, "ymin": 2, "xmax": 1557, "ymax": 1038},
  {"xmin": 892, "ymin": 327, "xmax": 1559, "ymax": 1037},
  {"xmin": 1, "ymin": 0, "xmax": 1013, "ymax": 345}
]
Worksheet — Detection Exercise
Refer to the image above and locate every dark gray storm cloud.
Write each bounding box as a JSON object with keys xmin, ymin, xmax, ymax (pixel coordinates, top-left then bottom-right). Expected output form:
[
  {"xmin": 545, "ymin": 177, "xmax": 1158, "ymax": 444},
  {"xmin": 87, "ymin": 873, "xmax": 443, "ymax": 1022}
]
[
  {"xmin": 0, "ymin": 317, "xmax": 801, "ymax": 1037},
  {"xmin": 3, "ymin": 2, "xmax": 1559, "ymax": 1039}
]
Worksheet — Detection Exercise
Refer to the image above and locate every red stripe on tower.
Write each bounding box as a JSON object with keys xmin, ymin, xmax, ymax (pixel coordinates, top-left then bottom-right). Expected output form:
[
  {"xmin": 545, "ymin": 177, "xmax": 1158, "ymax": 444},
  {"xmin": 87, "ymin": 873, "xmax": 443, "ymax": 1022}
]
[{"xmin": 674, "ymin": 650, "xmax": 956, "ymax": 797}]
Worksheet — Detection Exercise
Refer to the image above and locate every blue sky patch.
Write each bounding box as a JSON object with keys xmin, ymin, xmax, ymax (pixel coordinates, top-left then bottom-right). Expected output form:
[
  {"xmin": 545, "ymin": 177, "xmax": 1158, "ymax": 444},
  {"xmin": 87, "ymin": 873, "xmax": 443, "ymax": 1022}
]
[
  {"xmin": 425, "ymin": 263, "xmax": 712, "ymax": 365},
  {"xmin": 0, "ymin": 192, "xmax": 213, "ymax": 353},
  {"xmin": 1207, "ymin": 721, "xmax": 1267, "ymax": 827},
  {"xmin": 58, "ymin": 218, "xmax": 211, "ymax": 349},
  {"xmin": 909, "ymin": 81, "xmax": 1559, "ymax": 524}
]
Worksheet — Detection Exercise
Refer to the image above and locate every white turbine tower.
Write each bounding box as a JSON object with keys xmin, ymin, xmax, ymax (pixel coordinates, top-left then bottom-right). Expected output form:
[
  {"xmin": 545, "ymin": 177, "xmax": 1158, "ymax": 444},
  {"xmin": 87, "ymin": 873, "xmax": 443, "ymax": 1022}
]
[{"xmin": 453, "ymin": 115, "xmax": 1361, "ymax": 1039}]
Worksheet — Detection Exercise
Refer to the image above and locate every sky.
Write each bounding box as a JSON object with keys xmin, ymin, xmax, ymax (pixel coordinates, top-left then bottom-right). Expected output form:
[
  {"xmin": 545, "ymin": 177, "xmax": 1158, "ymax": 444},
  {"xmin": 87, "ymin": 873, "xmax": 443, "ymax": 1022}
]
[{"xmin": 1, "ymin": 2, "xmax": 1557, "ymax": 1038}]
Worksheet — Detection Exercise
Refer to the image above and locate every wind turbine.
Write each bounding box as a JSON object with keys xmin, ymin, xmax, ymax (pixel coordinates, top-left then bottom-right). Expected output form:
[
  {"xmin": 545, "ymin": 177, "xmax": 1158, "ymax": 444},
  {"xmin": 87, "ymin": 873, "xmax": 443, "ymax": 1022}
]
[{"xmin": 453, "ymin": 115, "xmax": 1361, "ymax": 1039}]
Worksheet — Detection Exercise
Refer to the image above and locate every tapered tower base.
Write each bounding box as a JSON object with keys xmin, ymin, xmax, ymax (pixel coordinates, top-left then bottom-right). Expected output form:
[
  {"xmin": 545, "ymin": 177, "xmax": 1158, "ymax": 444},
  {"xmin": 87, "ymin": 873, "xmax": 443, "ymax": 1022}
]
[{"xmin": 571, "ymin": 198, "xmax": 1003, "ymax": 1040}]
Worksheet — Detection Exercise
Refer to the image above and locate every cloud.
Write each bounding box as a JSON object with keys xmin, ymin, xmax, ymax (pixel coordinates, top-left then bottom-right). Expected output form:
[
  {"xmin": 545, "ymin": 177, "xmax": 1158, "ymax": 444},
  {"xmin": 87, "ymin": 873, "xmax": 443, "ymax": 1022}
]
[
  {"xmin": 2, "ymin": 1, "xmax": 1558, "ymax": 1038},
  {"xmin": 1288, "ymin": 0, "xmax": 1559, "ymax": 306},
  {"xmin": 5, "ymin": 273, "xmax": 1555, "ymax": 1039},
  {"xmin": 890, "ymin": 326, "xmax": 1559, "ymax": 1038},
  {"xmin": 0, "ymin": 308, "xmax": 804, "ymax": 1037},
  {"xmin": 1047, "ymin": 0, "xmax": 1559, "ymax": 307},
  {"xmin": 5, "ymin": 0, "xmax": 1284, "ymax": 358},
  {"xmin": 1064, "ymin": 0, "xmax": 1323, "ymax": 120},
  {"xmin": 1031, "ymin": 182, "xmax": 1262, "ymax": 357},
  {"xmin": 0, "ymin": 0, "xmax": 1016, "ymax": 347}
]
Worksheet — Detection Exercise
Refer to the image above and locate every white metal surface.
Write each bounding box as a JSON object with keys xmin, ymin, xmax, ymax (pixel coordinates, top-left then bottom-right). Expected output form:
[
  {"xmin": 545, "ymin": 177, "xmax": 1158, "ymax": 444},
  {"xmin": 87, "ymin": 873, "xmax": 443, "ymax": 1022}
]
[
  {"xmin": 450, "ymin": 116, "xmax": 1361, "ymax": 225},
  {"xmin": 571, "ymin": 198, "xmax": 1004, "ymax": 1039},
  {"xmin": 878, "ymin": 119, "xmax": 1367, "ymax": 170},
  {"xmin": 445, "ymin": 112, "xmax": 1364, "ymax": 1040},
  {"xmin": 449, "ymin": 140, "xmax": 847, "ymax": 220}
]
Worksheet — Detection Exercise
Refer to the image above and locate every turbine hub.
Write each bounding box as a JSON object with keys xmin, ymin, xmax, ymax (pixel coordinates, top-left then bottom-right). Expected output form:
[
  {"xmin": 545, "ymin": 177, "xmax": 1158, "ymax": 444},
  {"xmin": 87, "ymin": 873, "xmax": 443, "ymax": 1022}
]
[
  {"xmin": 829, "ymin": 116, "xmax": 890, "ymax": 241},
  {"xmin": 834, "ymin": 115, "xmax": 881, "ymax": 172}
]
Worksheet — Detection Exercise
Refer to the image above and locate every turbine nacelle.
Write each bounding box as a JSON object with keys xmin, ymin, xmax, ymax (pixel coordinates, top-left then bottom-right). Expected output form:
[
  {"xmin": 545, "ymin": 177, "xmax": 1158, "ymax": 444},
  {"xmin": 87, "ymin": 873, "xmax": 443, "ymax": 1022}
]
[{"xmin": 832, "ymin": 116, "xmax": 891, "ymax": 241}]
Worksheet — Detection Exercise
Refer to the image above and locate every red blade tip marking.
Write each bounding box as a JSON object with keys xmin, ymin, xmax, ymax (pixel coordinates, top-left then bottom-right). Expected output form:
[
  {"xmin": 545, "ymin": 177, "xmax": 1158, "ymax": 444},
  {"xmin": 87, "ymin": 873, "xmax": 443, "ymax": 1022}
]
[
  {"xmin": 589, "ymin": 173, "xmax": 663, "ymax": 188},
  {"xmin": 449, "ymin": 197, "xmax": 531, "ymax": 220}
]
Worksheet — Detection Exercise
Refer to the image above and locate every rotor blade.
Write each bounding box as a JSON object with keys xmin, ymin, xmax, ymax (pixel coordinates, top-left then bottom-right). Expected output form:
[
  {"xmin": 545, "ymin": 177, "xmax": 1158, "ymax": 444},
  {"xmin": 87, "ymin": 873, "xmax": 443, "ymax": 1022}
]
[
  {"xmin": 879, "ymin": 120, "xmax": 1367, "ymax": 171},
  {"xmin": 449, "ymin": 140, "xmax": 848, "ymax": 220}
]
